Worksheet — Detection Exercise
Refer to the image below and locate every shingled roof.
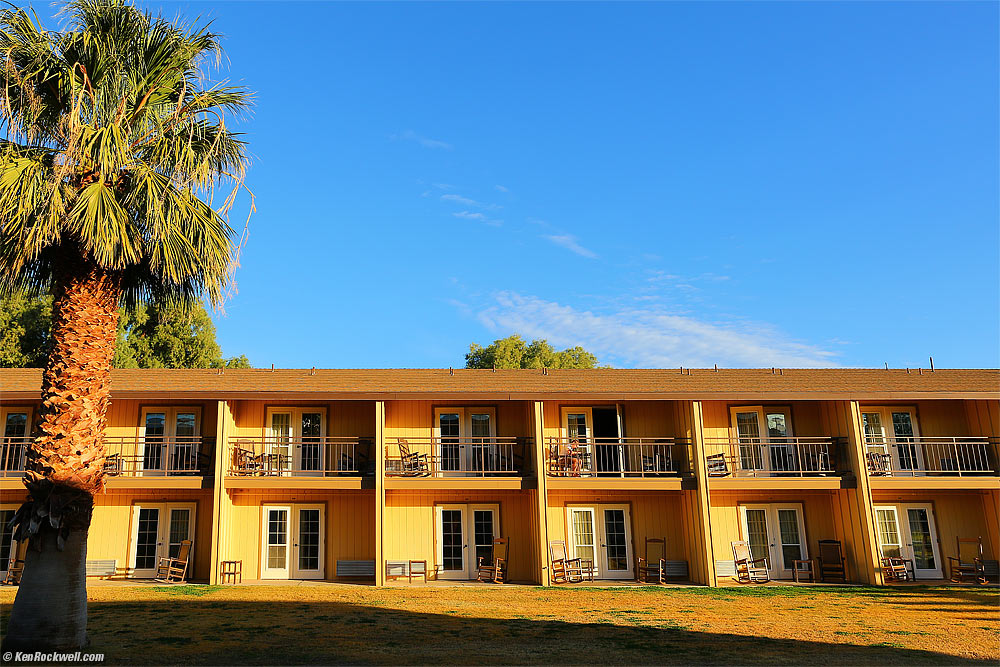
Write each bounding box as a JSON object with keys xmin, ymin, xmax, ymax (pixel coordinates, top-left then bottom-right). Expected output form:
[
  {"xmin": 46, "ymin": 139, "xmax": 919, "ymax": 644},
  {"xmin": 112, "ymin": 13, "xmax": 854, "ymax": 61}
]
[{"xmin": 1, "ymin": 367, "xmax": 996, "ymax": 400}]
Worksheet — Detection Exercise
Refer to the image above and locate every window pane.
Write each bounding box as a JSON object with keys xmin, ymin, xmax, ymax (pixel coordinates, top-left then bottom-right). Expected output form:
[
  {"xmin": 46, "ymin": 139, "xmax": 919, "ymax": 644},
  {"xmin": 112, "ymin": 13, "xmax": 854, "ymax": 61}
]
[
  {"xmin": 744, "ymin": 509, "xmax": 769, "ymax": 564},
  {"xmin": 0, "ymin": 509, "xmax": 15, "ymax": 569},
  {"xmin": 473, "ymin": 510, "xmax": 494, "ymax": 565},
  {"xmin": 906, "ymin": 509, "xmax": 935, "ymax": 570},
  {"xmin": 441, "ymin": 509, "xmax": 463, "ymax": 570},
  {"xmin": 3, "ymin": 413, "xmax": 27, "ymax": 439},
  {"xmin": 876, "ymin": 508, "xmax": 901, "ymax": 559},
  {"xmin": 603, "ymin": 509, "xmax": 628, "ymax": 571},
  {"xmin": 567, "ymin": 414, "xmax": 588, "ymax": 440},
  {"xmin": 777, "ymin": 509, "xmax": 802, "ymax": 569},
  {"xmin": 298, "ymin": 509, "xmax": 320, "ymax": 571},
  {"xmin": 267, "ymin": 510, "xmax": 288, "ymax": 570},
  {"xmin": 766, "ymin": 414, "xmax": 788, "ymax": 439},
  {"xmin": 571, "ymin": 510, "xmax": 595, "ymax": 564},
  {"xmin": 135, "ymin": 508, "xmax": 159, "ymax": 570},
  {"xmin": 168, "ymin": 510, "xmax": 190, "ymax": 559}
]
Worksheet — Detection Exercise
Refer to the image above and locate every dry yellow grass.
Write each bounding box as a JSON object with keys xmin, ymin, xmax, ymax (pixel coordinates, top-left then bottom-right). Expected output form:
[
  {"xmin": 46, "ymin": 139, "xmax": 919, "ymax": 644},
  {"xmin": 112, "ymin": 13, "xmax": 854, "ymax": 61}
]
[{"xmin": 1, "ymin": 584, "xmax": 998, "ymax": 665}]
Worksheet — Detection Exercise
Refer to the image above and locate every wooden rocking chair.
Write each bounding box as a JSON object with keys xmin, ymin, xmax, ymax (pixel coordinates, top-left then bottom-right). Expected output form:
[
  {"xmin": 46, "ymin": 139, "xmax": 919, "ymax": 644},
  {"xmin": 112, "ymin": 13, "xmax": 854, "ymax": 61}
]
[
  {"xmin": 398, "ymin": 439, "xmax": 429, "ymax": 475},
  {"xmin": 949, "ymin": 537, "xmax": 988, "ymax": 584},
  {"xmin": 732, "ymin": 540, "xmax": 769, "ymax": 583},
  {"xmin": 155, "ymin": 540, "xmax": 192, "ymax": 583},
  {"xmin": 636, "ymin": 537, "xmax": 667, "ymax": 584},
  {"xmin": 2, "ymin": 539, "xmax": 27, "ymax": 585},
  {"xmin": 477, "ymin": 537, "xmax": 509, "ymax": 583},
  {"xmin": 817, "ymin": 539, "xmax": 847, "ymax": 583},
  {"xmin": 881, "ymin": 556, "xmax": 911, "ymax": 582}
]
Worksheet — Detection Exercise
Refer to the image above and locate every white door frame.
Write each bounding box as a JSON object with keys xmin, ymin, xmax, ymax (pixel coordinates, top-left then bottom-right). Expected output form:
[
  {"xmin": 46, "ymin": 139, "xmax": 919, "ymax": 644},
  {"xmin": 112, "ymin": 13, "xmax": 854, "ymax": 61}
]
[
  {"xmin": 128, "ymin": 502, "xmax": 196, "ymax": 578},
  {"xmin": 862, "ymin": 407, "xmax": 924, "ymax": 473},
  {"xmin": 266, "ymin": 408, "xmax": 327, "ymax": 475},
  {"xmin": 433, "ymin": 408, "xmax": 497, "ymax": 473},
  {"xmin": 260, "ymin": 503, "xmax": 326, "ymax": 579},
  {"xmin": 566, "ymin": 504, "xmax": 634, "ymax": 579},
  {"xmin": 1, "ymin": 406, "xmax": 31, "ymax": 473},
  {"xmin": 435, "ymin": 503, "xmax": 499, "ymax": 579},
  {"xmin": 261, "ymin": 505, "xmax": 292, "ymax": 578},
  {"xmin": 139, "ymin": 407, "xmax": 201, "ymax": 476},
  {"xmin": 873, "ymin": 503, "xmax": 942, "ymax": 579},
  {"xmin": 739, "ymin": 503, "xmax": 807, "ymax": 579},
  {"xmin": 730, "ymin": 406, "xmax": 794, "ymax": 474}
]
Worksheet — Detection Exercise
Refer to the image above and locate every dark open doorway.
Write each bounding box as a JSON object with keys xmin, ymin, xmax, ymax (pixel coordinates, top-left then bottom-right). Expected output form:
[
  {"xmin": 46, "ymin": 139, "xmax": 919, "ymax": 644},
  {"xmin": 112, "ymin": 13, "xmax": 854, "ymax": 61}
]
[{"xmin": 593, "ymin": 407, "xmax": 621, "ymax": 473}]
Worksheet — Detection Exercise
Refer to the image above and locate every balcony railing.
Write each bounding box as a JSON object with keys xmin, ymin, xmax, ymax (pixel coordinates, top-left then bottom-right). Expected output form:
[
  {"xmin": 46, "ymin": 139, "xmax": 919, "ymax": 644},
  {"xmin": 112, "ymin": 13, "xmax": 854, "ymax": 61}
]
[
  {"xmin": 865, "ymin": 437, "xmax": 996, "ymax": 476},
  {"xmin": 545, "ymin": 437, "xmax": 691, "ymax": 478},
  {"xmin": 704, "ymin": 437, "xmax": 842, "ymax": 478},
  {"xmin": 385, "ymin": 437, "xmax": 528, "ymax": 477},
  {"xmin": 2, "ymin": 436, "xmax": 211, "ymax": 477},
  {"xmin": 228, "ymin": 437, "xmax": 371, "ymax": 476},
  {"xmin": 1, "ymin": 437, "xmax": 29, "ymax": 477}
]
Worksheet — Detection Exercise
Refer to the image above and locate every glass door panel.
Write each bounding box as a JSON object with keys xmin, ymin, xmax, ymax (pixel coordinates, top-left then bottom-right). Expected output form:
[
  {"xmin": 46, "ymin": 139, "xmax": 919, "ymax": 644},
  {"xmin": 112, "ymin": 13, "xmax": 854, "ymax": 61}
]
[
  {"xmin": 0, "ymin": 508, "xmax": 15, "ymax": 574},
  {"xmin": 905, "ymin": 507, "xmax": 941, "ymax": 578},
  {"xmin": 298, "ymin": 412, "xmax": 323, "ymax": 474},
  {"xmin": 766, "ymin": 412, "xmax": 794, "ymax": 471},
  {"xmin": 891, "ymin": 411, "xmax": 920, "ymax": 471},
  {"xmin": 439, "ymin": 507, "xmax": 465, "ymax": 578},
  {"xmin": 743, "ymin": 508, "xmax": 769, "ymax": 565},
  {"xmin": 132, "ymin": 507, "xmax": 161, "ymax": 577},
  {"xmin": 268, "ymin": 413, "xmax": 292, "ymax": 475},
  {"xmin": 167, "ymin": 508, "xmax": 191, "ymax": 559},
  {"xmin": 875, "ymin": 507, "xmax": 902, "ymax": 559},
  {"xmin": 2, "ymin": 411, "xmax": 28, "ymax": 472},
  {"xmin": 142, "ymin": 412, "xmax": 166, "ymax": 473},
  {"xmin": 472, "ymin": 509, "xmax": 496, "ymax": 572},
  {"xmin": 601, "ymin": 507, "xmax": 632, "ymax": 578},
  {"xmin": 776, "ymin": 508, "xmax": 805, "ymax": 572},
  {"xmin": 469, "ymin": 412, "xmax": 493, "ymax": 472},
  {"xmin": 569, "ymin": 508, "xmax": 597, "ymax": 571},
  {"xmin": 170, "ymin": 412, "xmax": 197, "ymax": 472},
  {"xmin": 293, "ymin": 507, "xmax": 323, "ymax": 579},
  {"xmin": 262, "ymin": 507, "xmax": 290, "ymax": 578},
  {"xmin": 735, "ymin": 411, "xmax": 764, "ymax": 472},
  {"xmin": 439, "ymin": 413, "xmax": 462, "ymax": 472}
]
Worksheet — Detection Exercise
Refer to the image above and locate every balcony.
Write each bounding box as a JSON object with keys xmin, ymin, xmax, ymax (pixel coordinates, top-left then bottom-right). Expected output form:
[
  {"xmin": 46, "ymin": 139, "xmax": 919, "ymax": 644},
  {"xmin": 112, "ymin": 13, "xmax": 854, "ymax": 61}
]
[
  {"xmin": 2, "ymin": 436, "xmax": 212, "ymax": 489},
  {"xmin": 704, "ymin": 437, "xmax": 845, "ymax": 489},
  {"xmin": 544, "ymin": 437, "xmax": 693, "ymax": 489},
  {"xmin": 226, "ymin": 437, "xmax": 372, "ymax": 489},
  {"xmin": 865, "ymin": 437, "xmax": 998, "ymax": 489},
  {"xmin": 384, "ymin": 437, "xmax": 530, "ymax": 489},
  {"xmin": 1, "ymin": 437, "xmax": 29, "ymax": 478}
]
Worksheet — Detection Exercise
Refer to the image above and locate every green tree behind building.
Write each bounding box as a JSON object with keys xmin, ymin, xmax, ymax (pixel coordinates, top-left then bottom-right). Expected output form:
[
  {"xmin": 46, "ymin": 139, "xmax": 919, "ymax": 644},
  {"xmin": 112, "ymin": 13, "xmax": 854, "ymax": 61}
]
[{"xmin": 465, "ymin": 334, "xmax": 600, "ymax": 369}]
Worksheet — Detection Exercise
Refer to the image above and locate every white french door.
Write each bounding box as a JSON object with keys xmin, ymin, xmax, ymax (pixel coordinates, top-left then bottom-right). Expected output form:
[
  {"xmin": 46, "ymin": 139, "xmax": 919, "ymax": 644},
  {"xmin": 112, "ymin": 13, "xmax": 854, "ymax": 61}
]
[
  {"xmin": 561, "ymin": 407, "xmax": 598, "ymax": 474},
  {"xmin": 1, "ymin": 407, "xmax": 31, "ymax": 473},
  {"xmin": 873, "ymin": 503, "xmax": 942, "ymax": 579},
  {"xmin": 129, "ymin": 503, "xmax": 196, "ymax": 577},
  {"xmin": 433, "ymin": 408, "xmax": 496, "ymax": 473},
  {"xmin": 0, "ymin": 505, "xmax": 18, "ymax": 576},
  {"xmin": 862, "ymin": 407, "xmax": 923, "ymax": 473},
  {"xmin": 435, "ymin": 504, "xmax": 499, "ymax": 579},
  {"xmin": 739, "ymin": 504, "xmax": 807, "ymax": 579},
  {"xmin": 261, "ymin": 504, "xmax": 325, "ymax": 579},
  {"xmin": 139, "ymin": 407, "xmax": 200, "ymax": 475},
  {"xmin": 266, "ymin": 408, "xmax": 326, "ymax": 475},
  {"xmin": 566, "ymin": 504, "xmax": 634, "ymax": 579},
  {"xmin": 730, "ymin": 407, "xmax": 794, "ymax": 474}
]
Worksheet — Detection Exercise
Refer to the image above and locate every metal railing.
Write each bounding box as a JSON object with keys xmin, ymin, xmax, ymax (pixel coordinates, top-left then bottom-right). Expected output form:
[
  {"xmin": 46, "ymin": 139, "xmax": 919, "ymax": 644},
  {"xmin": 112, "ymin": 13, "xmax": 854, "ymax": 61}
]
[
  {"xmin": 865, "ymin": 437, "xmax": 995, "ymax": 476},
  {"xmin": 544, "ymin": 437, "xmax": 691, "ymax": 478},
  {"xmin": 1, "ymin": 437, "xmax": 29, "ymax": 477},
  {"xmin": 2, "ymin": 436, "xmax": 211, "ymax": 477},
  {"xmin": 703, "ymin": 437, "xmax": 841, "ymax": 477},
  {"xmin": 385, "ymin": 437, "xmax": 528, "ymax": 477},
  {"xmin": 228, "ymin": 437, "xmax": 371, "ymax": 476},
  {"xmin": 102, "ymin": 437, "xmax": 209, "ymax": 476}
]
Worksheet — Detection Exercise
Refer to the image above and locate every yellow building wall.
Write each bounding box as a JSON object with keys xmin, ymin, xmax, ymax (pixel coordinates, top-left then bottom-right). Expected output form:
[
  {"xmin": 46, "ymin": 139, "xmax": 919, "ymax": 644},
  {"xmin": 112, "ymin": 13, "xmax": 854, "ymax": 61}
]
[
  {"xmin": 229, "ymin": 400, "xmax": 374, "ymax": 437},
  {"xmin": 869, "ymin": 489, "xmax": 999, "ymax": 563},
  {"xmin": 702, "ymin": 400, "xmax": 838, "ymax": 439},
  {"xmin": 88, "ymin": 488, "xmax": 214, "ymax": 581},
  {"xmin": 546, "ymin": 490, "xmax": 693, "ymax": 566},
  {"xmin": 384, "ymin": 400, "xmax": 530, "ymax": 438},
  {"xmin": 708, "ymin": 490, "xmax": 844, "ymax": 578},
  {"xmin": 382, "ymin": 489, "xmax": 539, "ymax": 583},
  {"xmin": 222, "ymin": 489, "xmax": 375, "ymax": 580}
]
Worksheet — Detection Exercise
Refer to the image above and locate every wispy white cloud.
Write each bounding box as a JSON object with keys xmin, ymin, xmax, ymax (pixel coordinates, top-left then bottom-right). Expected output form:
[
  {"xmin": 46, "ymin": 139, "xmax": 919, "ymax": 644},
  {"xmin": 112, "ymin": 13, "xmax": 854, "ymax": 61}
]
[
  {"xmin": 440, "ymin": 194, "xmax": 501, "ymax": 210},
  {"xmin": 453, "ymin": 211, "xmax": 487, "ymax": 221},
  {"xmin": 543, "ymin": 234, "xmax": 598, "ymax": 259},
  {"xmin": 475, "ymin": 292, "xmax": 839, "ymax": 368},
  {"xmin": 495, "ymin": 184, "xmax": 509, "ymax": 193},
  {"xmin": 433, "ymin": 183, "xmax": 456, "ymax": 190},
  {"xmin": 392, "ymin": 129, "xmax": 453, "ymax": 150}
]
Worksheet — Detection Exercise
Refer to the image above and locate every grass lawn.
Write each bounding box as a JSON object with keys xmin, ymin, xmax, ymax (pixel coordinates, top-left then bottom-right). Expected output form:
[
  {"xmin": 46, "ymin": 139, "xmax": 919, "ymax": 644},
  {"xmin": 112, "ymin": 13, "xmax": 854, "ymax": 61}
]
[{"xmin": 1, "ymin": 584, "xmax": 998, "ymax": 664}]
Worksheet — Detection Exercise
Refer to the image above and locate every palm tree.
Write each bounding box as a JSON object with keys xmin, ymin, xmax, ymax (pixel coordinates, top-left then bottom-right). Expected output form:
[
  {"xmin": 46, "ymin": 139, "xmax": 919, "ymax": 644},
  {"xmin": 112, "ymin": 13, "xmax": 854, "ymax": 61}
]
[{"xmin": 0, "ymin": 0, "xmax": 250, "ymax": 650}]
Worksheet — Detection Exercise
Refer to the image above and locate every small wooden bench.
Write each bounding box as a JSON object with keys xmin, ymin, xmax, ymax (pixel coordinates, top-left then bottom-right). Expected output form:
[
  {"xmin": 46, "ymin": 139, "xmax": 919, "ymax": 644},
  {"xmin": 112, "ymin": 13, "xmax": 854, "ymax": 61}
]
[
  {"xmin": 663, "ymin": 560, "xmax": 689, "ymax": 579},
  {"xmin": 86, "ymin": 560, "xmax": 117, "ymax": 578},
  {"xmin": 337, "ymin": 560, "xmax": 375, "ymax": 577}
]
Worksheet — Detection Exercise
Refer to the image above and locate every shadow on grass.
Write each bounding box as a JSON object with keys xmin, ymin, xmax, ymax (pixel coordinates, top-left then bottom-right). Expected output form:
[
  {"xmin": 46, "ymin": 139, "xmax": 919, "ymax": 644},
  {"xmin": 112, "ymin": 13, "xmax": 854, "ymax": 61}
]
[{"xmin": 1, "ymin": 594, "xmax": 993, "ymax": 665}]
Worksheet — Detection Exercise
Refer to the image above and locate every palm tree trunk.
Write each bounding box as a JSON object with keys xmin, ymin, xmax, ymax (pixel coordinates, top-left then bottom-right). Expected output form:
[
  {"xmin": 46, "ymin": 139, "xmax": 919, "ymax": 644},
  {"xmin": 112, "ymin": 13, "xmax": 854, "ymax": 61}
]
[{"xmin": 2, "ymin": 258, "xmax": 121, "ymax": 652}]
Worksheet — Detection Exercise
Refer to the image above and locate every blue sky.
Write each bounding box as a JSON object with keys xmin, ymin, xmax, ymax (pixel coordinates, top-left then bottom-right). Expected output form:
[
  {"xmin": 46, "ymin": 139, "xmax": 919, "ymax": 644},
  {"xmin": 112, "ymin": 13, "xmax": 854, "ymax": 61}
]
[{"xmin": 46, "ymin": 2, "xmax": 1000, "ymax": 368}]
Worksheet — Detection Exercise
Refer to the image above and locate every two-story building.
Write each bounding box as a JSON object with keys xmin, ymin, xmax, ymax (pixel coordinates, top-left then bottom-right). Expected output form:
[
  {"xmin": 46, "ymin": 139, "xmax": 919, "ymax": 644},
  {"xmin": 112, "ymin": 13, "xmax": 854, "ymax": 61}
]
[{"xmin": 1, "ymin": 367, "xmax": 996, "ymax": 586}]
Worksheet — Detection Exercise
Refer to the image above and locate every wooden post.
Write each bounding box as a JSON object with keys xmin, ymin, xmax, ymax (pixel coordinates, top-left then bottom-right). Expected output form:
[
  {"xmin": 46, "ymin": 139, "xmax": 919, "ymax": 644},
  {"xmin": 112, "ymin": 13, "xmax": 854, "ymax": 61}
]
[
  {"xmin": 845, "ymin": 400, "xmax": 885, "ymax": 585},
  {"xmin": 208, "ymin": 400, "xmax": 231, "ymax": 585},
  {"xmin": 688, "ymin": 400, "xmax": 718, "ymax": 586},
  {"xmin": 374, "ymin": 400, "xmax": 386, "ymax": 587},
  {"xmin": 533, "ymin": 401, "xmax": 551, "ymax": 586}
]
